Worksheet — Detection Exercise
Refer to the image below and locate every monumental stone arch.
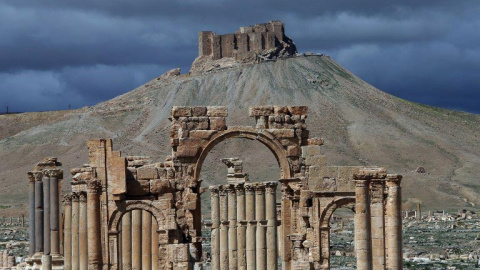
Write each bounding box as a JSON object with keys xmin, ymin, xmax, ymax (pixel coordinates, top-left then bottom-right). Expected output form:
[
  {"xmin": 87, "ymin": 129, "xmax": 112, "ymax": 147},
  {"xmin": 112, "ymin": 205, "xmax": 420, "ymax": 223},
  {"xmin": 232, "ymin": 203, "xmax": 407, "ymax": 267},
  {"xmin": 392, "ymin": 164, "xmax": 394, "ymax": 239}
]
[{"xmin": 25, "ymin": 105, "xmax": 403, "ymax": 270}]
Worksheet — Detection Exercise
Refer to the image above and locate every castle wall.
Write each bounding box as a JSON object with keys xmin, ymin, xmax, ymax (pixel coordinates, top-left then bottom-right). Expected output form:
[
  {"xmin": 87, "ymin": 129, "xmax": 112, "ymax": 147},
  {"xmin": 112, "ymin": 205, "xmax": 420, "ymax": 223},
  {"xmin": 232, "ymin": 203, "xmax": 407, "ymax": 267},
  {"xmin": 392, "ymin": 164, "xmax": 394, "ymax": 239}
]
[
  {"xmin": 198, "ymin": 31, "xmax": 213, "ymax": 57},
  {"xmin": 198, "ymin": 21, "xmax": 287, "ymax": 61}
]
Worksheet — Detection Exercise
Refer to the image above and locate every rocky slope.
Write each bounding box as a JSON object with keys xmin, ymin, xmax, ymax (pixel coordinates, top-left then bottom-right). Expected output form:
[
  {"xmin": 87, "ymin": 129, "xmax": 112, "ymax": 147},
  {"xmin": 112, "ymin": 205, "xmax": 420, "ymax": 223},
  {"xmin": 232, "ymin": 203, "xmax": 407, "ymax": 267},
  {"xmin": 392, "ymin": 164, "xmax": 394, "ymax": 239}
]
[{"xmin": 0, "ymin": 55, "xmax": 479, "ymax": 214}]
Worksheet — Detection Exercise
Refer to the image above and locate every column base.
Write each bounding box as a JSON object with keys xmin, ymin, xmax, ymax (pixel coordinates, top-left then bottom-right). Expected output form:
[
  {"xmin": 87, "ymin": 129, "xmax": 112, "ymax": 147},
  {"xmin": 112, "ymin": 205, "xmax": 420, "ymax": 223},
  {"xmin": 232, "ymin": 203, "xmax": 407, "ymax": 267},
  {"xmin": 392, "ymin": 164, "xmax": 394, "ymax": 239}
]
[
  {"xmin": 24, "ymin": 254, "xmax": 64, "ymax": 270},
  {"xmin": 51, "ymin": 254, "xmax": 64, "ymax": 270}
]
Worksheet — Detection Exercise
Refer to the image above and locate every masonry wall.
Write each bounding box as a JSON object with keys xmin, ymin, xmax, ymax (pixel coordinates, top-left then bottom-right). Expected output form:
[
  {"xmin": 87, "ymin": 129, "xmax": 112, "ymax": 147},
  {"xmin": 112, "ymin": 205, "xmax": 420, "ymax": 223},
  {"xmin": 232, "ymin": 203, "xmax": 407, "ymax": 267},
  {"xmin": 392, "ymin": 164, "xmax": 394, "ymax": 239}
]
[{"xmin": 199, "ymin": 21, "xmax": 286, "ymax": 61}]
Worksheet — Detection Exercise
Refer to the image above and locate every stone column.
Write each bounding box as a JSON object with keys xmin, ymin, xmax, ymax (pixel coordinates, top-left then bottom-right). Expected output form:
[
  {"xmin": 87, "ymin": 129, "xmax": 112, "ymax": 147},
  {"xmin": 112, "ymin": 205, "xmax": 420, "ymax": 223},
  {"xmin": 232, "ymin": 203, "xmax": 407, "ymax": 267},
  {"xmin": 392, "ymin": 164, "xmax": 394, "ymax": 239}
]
[
  {"xmin": 132, "ymin": 210, "xmax": 142, "ymax": 270},
  {"xmin": 42, "ymin": 174, "xmax": 51, "ymax": 255},
  {"xmin": 35, "ymin": 175, "xmax": 44, "ymax": 253},
  {"xmin": 7, "ymin": 255, "xmax": 15, "ymax": 268},
  {"xmin": 255, "ymin": 184, "xmax": 266, "ymax": 270},
  {"xmin": 142, "ymin": 212, "xmax": 152, "ymax": 270},
  {"xmin": 227, "ymin": 185, "xmax": 238, "ymax": 270},
  {"xmin": 87, "ymin": 181, "xmax": 102, "ymax": 270},
  {"xmin": 265, "ymin": 182, "xmax": 278, "ymax": 270},
  {"xmin": 385, "ymin": 175, "xmax": 402, "ymax": 270},
  {"xmin": 151, "ymin": 218, "xmax": 159, "ymax": 270},
  {"xmin": 354, "ymin": 179, "xmax": 372, "ymax": 270},
  {"xmin": 42, "ymin": 254, "xmax": 52, "ymax": 270},
  {"xmin": 122, "ymin": 212, "xmax": 132, "ymax": 270},
  {"xmin": 48, "ymin": 170, "xmax": 61, "ymax": 255},
  {"xmin": 210, "ymin": 186, "xmax": 221, "ymax": 270},
  {"xmin": 235, "ymin": 184, "xmax": 247, "ymax": 270},
  {"xmin": 370, "ymin": 180, "xmax": 385, "ymax": 270},
  {"xmin": 244, "ymin": 184, "xmax": 256, "ymax": 270},
  {"xmin": 219, "ymin": 187, "xmax": 229, "ymax": 270},
  {"xmin": 78, "ymin": 192, "xmax": 88, "ymax": 270},
  {"xmin": 63, "ymin": 195, "xmax": 72, "ymax": 270},
  {"xmin": 71, "ymin": 193, "xmax": 80, "ymax": 270},
  {"xmin": 27, "ymin": 172, "xmax": 39, "ymax": 257},
  {"xmin": 3, "ymin": 250, "xmax": 7, "ymax": 267}
]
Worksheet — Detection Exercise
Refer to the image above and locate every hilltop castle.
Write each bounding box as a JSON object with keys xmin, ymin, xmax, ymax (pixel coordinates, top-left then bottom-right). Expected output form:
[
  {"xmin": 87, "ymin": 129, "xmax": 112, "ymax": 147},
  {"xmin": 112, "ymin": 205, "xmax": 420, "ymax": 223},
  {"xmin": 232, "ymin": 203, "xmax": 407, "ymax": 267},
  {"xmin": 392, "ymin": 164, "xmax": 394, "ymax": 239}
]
[{"xmin": 190, "ymin": 21, "xmax": 297, "ymax": 73}]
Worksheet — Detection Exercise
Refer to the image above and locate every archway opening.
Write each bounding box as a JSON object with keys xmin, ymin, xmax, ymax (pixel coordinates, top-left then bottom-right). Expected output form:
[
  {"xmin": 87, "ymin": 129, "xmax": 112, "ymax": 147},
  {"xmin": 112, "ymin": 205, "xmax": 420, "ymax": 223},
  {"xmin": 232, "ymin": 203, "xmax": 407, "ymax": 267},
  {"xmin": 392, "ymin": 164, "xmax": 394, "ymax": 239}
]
[
  {"xmin": 198, "ymin": 137, "xmax": 282, "ymax": 267},
  {"xmin": 118, "ymin": 209, "xmax": 159, "ymax": 270},
  {"xmin": 330, "ymin": 207, "xmax": 355, "ymax": 269}
]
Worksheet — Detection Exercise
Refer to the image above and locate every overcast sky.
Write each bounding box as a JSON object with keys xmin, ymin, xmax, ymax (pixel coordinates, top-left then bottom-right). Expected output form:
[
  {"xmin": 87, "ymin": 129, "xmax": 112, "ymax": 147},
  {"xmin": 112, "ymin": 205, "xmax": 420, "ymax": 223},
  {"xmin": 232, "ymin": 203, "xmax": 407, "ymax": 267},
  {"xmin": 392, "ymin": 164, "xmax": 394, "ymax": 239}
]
[{"xmin": 1, "ymin": 1, "xmax": 479, "ymax": 114}]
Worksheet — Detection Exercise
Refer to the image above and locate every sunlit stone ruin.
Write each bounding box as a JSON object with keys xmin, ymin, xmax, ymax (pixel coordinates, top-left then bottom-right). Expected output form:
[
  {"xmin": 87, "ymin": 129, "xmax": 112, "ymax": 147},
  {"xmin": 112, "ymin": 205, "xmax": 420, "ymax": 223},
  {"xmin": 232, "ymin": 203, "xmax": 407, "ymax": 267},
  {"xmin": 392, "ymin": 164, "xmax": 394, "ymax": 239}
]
[{"xmin": 24, "ymin": 106, "xmax": 402, "ymax": 270}]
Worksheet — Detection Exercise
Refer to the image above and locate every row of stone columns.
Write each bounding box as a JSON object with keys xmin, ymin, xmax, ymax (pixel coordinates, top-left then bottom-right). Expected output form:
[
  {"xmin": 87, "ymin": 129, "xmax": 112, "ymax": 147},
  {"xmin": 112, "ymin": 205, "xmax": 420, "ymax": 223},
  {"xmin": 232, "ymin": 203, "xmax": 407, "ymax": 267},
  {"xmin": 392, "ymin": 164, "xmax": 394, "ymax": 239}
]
[
  {"xmin": 354, "ymin": 175, "xmax": 402, "ymax": 270},
  {"xmin": 63, "ymin": 180, "xmax": 103, "ymax": 270},
  {"xmin": 210, "ymin": 182, "xmax": 278, "ymax": 270},
  {"xmin": 0, "ymin": 250, "xmax": 16, "ymax": 269},
  {"xmin": 119, "ymin": 209, "xmax": 159, "ymax": 270},
  {"xmin": 27, "ymin": 169, "xmax": 62, "ymax": 258}
]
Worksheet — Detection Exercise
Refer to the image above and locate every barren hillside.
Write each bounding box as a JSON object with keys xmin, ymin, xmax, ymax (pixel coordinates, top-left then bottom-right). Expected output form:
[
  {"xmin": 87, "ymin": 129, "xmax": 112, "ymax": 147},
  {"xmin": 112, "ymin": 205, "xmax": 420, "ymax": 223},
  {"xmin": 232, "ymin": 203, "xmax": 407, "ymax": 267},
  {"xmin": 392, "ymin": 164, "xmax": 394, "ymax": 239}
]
[{"xmin": 0, "ymin": 55, "xmax": 479, "ymax": 214}]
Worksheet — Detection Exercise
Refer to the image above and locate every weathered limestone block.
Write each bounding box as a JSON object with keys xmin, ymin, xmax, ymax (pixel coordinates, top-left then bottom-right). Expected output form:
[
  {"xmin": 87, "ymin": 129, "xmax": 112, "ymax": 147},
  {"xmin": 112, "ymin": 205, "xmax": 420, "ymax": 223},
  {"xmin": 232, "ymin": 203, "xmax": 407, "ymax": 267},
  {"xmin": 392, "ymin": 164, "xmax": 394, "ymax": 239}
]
[
  {"xmin": 249, "ymin": 106, "xmax": 274, "ymax": 117},
  {"xmin": 191, "ymin": 106, "xmax": 207, "ymax": 117},
  {"xmin": 307, "ymin": 137, "xmax": 324, "ymax": 146},
  {"xmin": 209, "ymin": 117, "xmax": 227, "ymax": 131},
  {"xmin": 301, "ymin": 145, "xmax": 321, "ymax": 157},
  {"xmin": 172, "ymin": 106, "xmax": 192, "ymax": 118},
  {"xmin": 207, "ymin": 106, "xmax": 228, "ymax": 117},
  {"xmin": 273, "ymin": 106, "xmax": 289, "ymax": 115},
  {"xmin": 355, "ymin": 167, "xmax": 387, "ymax": 180},
  {"xmin": 184, "ymin": 193, "xmax": 198, "ymax": 211},
  {"xmin": 126, "ymin": 179, "xmax": 150, "ymax": 196},
  {"xmin": 287, "ymin": 106, "xmax": 308, "ymax": 115},
  {"xmin": 136, "ymin": 166, "xmax": 158, "ymax": 180},
  {"xmin": 188, "ymin": 117, "xmax": 209, "ymax": 130},
  {"xmin": 189, "ymin": 130, "xmax": 217, "ymax": 140},
  {"xmin": 150, "ymin": 179, "xmax": 173, "ymax": 194},
  {"xmin": 287, "ymin": 145, "xmax": 301, "ymax": 157},
  {"xmin": 266, "ymin": 129, "xmax": 295, "ymax": 138}
]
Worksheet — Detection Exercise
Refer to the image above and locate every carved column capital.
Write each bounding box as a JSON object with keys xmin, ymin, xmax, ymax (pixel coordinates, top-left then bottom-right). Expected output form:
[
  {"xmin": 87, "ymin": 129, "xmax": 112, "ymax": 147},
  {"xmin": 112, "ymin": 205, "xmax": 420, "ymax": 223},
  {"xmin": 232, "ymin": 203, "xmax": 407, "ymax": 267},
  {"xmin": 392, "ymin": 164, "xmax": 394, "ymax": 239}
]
[
  {"xmin": 254, "ymin": 183, "xmax": 265, "ymax": 195},
  {"xmin": 44, "ymin": 169, "xmax": 63, "ymax": 179},
  {"xmin": 265, "ymin": 181, "xmax": 278, "ymax": 194},
  {"xmin": 71, "ymin": 193, "xmax": 80, "ymax": 202},
  {"xmin": 27, "ymin": 171, "xmax": 42, "ymax": 182},
  {"xmin": 209, "ymin": 186, "xmax": 220, "ymax": 197},
  {"xmin": 219, "ymin": 186, "xmax": 228, "ymax": 197},
  {"xmin": 63, "ymin": 194, "xmax": 73, "ymax": 205},
  {"xmin": 86, "ymin": 180, "xmax": 102, "ymax": 194},
  {"xmin": 244, "ymin": 183, "xmax": 255, "ymax": 194},
  {"xmin": 386, "ymin": 174, "xmax": 402, "ymax": 187},
  {"xmin": 234, "ymin": 183, "xmax": 245, "ymax": 195},
  {"xmin": 78, "ymin": 191, "xmax": 87, "ymax": 203}
]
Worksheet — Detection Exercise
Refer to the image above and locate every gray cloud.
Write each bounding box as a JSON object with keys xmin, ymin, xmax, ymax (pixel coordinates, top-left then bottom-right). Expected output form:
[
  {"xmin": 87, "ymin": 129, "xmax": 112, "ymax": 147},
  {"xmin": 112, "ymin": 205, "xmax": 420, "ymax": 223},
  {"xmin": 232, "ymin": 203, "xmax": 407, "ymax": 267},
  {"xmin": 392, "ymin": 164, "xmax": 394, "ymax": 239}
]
[{"xmin": 0, "ymin": 0, "xmax": 479, "ymax": 113}]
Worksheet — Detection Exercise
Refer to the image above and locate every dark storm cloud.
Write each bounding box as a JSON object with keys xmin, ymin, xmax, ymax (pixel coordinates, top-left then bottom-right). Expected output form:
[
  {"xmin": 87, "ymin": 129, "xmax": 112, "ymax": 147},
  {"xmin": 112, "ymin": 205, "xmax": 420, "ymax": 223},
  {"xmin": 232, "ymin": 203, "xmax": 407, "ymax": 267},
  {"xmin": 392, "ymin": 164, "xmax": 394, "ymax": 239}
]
[{"xmin": 0, "ymin": 0, "xmax": 479, "ymax": 113}]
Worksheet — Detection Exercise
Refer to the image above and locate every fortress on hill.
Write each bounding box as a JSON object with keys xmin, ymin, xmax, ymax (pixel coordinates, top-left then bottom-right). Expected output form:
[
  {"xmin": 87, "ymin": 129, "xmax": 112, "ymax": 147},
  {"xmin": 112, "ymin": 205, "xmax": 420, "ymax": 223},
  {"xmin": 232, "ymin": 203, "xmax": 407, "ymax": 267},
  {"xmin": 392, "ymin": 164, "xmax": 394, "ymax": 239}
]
[{"xmin": 197, "ymin": 21, "xmax": 297, "ymax": 62}]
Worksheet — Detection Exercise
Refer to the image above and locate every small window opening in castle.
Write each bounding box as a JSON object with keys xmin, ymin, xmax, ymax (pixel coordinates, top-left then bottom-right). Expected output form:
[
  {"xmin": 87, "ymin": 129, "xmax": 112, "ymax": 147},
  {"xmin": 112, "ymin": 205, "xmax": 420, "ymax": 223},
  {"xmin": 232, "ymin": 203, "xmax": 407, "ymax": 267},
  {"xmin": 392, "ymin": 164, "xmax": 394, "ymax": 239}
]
[{"xmin": 199, "ymin": 138, "xmax": 281, "ymax": 268}]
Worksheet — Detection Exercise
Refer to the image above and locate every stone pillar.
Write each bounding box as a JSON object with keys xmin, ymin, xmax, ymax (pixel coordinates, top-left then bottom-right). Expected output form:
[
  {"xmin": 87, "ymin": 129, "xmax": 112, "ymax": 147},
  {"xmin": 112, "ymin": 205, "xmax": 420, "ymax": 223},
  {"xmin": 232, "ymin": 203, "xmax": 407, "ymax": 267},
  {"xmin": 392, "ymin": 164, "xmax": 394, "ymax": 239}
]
[
  {"xmin": 265, "ymin": 182, "xmax": 278, "ymax": 270},
  {"xmin": 132, "ymin": 210, "xmax": 142, "ymax": 270},
  {"xmin": 385, "ymin": 175, "xmax": 402, "ymax": 270},
  {"xmin": 7, "ymin": 255, "xmax": 15, "ymax": 268},
  {"xmin": 71, "ymin": 193, "xmax": 80, "ymax": 270},
  {"xmin": 42, "ymin": 174, "xmax": 51, "ymax": 255},
  {"xmin": 141, "ymin": 212, "xmax": 152, "ymax": 270},
  {"xmin": 122, "ymin": 211, "xmax": 132, "ymax": 270},
  {"xmin": 227, "ymin": 185, "xmax": 238, "ymax": 270},
  {"xmin": 244, "ymin": 184, "xmax": 256, "ymax": 270},
  {"xmin": 28, "ymin": 172, "xmax": 39, "ymax": 257},
  {"xmin": 63, "ymin": 195, "xmax": 72, "ymax": 270},
  {"xmin": 42, "ymin": 254, "xmax": 52, "ymax": 270},
  {"xmin": 48, "ymin": 170, "xmax": 61, "ymax": 255},
  {"xmin": 87, "ymin": 180, "xmax": 102, "ymax": 270},
  {"xmin": 151, "ymin": 218, "xmax": 159, "ymax": 270},
  {"xmin": 210, "ymin": 187, "xmax": 220, "ymax": 270},
  {"xmin": 370, "ymin": 180, "xmax": 385, "ymax": 270},
  {"xmin": 235, "ymin": 184, "xmax": 246, "ymax": 270},
  {"xmin": 78, "ymin": 192, "xmax": 88, "ymax": 270},
  {"xmin": 255, "ymin": 184, "xmax": 266, "ymax": 270},
  {"xmin": 35, "ymin": 176, "xmax": 44, "ymax": 253},
  {"xmin": 3, "ymin": 250, "xmax": 7, "ymax": 267},
  {"xmin": 354, "ymin": 179, "xmax": 372, "ymax": 270},
  {"xmin": 219, "ymin": 187, "xmax": 229, "ymax": 270}
]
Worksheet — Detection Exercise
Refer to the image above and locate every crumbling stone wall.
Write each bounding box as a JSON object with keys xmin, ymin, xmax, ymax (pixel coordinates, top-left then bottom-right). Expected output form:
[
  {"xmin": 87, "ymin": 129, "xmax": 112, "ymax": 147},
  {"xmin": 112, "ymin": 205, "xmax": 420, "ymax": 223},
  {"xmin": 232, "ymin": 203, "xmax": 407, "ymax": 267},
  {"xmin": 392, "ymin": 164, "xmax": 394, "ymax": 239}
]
[{"xmin": 198, "ymin": 21, "xmax": 297, "ymax": 62}]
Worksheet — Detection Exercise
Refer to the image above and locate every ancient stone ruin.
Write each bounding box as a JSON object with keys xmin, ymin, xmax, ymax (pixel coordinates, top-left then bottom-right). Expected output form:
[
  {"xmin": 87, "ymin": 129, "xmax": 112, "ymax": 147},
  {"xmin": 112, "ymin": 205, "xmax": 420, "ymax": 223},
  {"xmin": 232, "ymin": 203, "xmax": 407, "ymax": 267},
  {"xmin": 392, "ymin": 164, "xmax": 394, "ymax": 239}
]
[
  {"xmin": 191, "ymin": 21, "xmax": 297, "ymax": 73},
  {"xmin": 25, "ymin": 106, "xmax": 403, "ymax": 270}
]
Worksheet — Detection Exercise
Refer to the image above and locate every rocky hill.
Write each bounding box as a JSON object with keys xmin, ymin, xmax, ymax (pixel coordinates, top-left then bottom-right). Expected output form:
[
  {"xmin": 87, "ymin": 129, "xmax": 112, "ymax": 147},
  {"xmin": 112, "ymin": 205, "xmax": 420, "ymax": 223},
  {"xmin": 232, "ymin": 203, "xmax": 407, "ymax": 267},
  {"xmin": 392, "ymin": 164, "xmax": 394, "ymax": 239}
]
[{"xmin": 0, "ymin": 55, "xmax": 479, "ymax": 214}]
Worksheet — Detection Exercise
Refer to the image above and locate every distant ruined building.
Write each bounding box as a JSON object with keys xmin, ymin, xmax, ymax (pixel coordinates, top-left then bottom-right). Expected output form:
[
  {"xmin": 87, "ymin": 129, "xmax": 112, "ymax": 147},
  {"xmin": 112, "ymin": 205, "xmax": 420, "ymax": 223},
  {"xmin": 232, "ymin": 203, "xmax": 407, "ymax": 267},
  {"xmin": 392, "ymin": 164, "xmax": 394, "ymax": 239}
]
[{"xmin": 191, "ymin": 21, "xmax": 297, "ymax": 73}]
